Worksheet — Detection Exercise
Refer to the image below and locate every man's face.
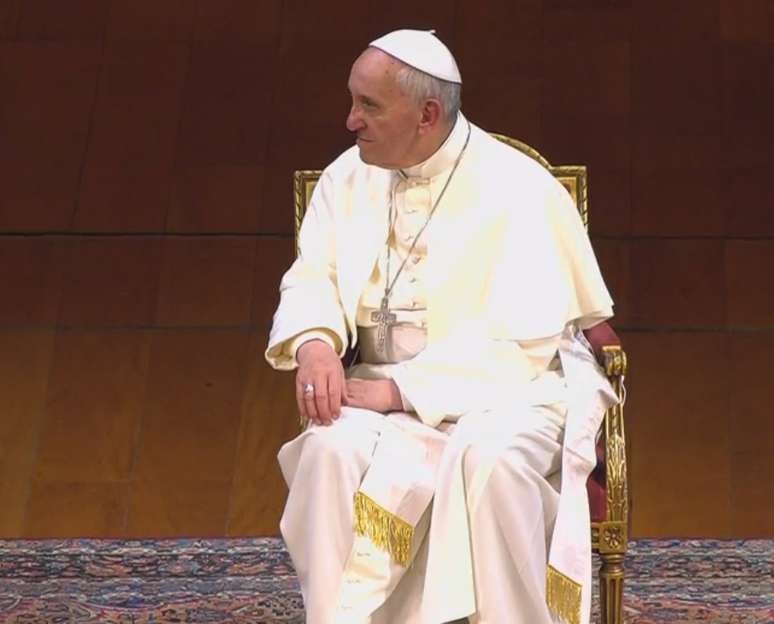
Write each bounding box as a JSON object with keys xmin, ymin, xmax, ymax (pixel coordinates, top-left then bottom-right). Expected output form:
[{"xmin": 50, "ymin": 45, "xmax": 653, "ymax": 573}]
[{"xmin": 346, "ymin": 49, "xmax": 424, "ymax": 169}]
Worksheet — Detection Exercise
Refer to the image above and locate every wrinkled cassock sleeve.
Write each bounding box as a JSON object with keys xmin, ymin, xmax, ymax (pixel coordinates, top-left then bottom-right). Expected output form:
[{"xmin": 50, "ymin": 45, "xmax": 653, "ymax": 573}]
[{"xmin": 265, "ymin": 171, "xmax": 348, "ymax": 370}]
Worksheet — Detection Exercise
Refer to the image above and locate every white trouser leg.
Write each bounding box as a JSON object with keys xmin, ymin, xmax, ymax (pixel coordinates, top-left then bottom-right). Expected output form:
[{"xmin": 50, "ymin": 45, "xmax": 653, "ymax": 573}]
[
  {"xmin": 465, "ymin": 406, "xmax": 565, "ymax": 624},
  {"xmin": 278, "ymin": 408, "xmax": 383, "ymax": 624}
]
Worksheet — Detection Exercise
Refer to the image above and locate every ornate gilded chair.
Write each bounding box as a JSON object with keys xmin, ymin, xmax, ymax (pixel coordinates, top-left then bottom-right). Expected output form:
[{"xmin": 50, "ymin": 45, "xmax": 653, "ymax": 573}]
[{"xmin": 293, "ymin": 134, "xmax": 630, "ymax": 624}]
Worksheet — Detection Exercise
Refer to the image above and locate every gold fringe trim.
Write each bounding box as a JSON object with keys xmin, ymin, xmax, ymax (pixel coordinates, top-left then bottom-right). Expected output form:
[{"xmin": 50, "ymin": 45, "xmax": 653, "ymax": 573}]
[
  {"xmin": 353, "ymin": 491, "xmax": 413, "ymax": 567},
  {"xmin": 546, "ymin": 565, "xmax": 582, "ymax": 624}
]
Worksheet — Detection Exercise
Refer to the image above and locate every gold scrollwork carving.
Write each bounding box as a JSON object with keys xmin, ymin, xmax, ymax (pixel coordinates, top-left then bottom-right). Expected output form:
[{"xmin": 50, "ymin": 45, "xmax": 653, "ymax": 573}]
[
  {"xmin": 601, "ymin": 346, "xmax": 629, "ymax": 526},
  {"xmin": 598, "ymin": 521, "xmax": 628, "ymax": 554},
  {"xmin": 606, "ymin": 415, "xmax": 628, "ymax": 521},
  {"xmin": 602, "ymin": 346, "xmax": 628, "ymax": 377}
]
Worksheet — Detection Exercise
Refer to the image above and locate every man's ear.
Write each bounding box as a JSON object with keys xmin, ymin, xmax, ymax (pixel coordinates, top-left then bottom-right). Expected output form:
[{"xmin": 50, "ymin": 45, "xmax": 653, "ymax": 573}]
[{"xmin": 418, "ymin": 99, "xmax": 443, "ymax": 134}]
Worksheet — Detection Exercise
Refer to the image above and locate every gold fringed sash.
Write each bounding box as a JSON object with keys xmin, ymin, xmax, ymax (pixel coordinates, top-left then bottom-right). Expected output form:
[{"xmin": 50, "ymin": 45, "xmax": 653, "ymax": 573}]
[
  {"xmin": 546, "ymin": 564, "xmax": 582, "ymax": 624},
  {"xmin": 353, "ymin": 491, "xmax": 414, "ymax": 567}
]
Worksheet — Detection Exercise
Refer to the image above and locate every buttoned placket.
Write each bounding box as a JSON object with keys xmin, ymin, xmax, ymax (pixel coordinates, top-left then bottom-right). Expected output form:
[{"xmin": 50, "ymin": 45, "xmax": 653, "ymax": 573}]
[{"xmin": 391, "ymin": 177, "xmax": 432, "ymax": 311}]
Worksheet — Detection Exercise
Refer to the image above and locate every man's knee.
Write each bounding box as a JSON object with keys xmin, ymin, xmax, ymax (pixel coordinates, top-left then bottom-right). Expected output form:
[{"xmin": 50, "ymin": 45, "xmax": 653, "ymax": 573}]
[
  {"xmin": 304, "ymin": 425, "xmax": 356, "ymax": 461},
  {"xmin": 301, "ymin": 416, "xmax": 376, "ymax": 465}
]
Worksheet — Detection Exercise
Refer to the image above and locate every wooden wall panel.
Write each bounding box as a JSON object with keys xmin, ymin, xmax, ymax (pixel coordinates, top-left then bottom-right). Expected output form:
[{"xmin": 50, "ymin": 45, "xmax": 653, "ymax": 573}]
[
  {"xmin": 24, "ymin": 481, "xmax": 128, "ymax": 538},
  {"xmin": 127, "ymin": 477, "xmax": 231, "ymax": 537},
  {"xmin": 0, "ymin": 239, "xmax": 67, "ymax": 325},
  {"xmin": 74, "ymin": 42, "xmax": 188, "ymax": 232},
  {"xmin": 134, "ymin": 331, "xmax": 250, "ymax": 484},
  {"xmin": 0, "ymin": 0, "xmax": 20, "ymax": 39},
  {"xmin": 0, "ymin": 1, "xmax": 772, "ymax": 541},
  {"xmin": 721, "ymin": 6, "xmax": 774, "ymax": 241},
  {"xmin": 0, "ymin": 42, "xmax": 101, "ymax": 231},
  {"xmin": 728, "ymin": 334, "xmax": 774, "ymax": 536},
  {"xmin": 586, "ymin": 169, "xmax": 631, "ymax": 238},
  {"xmin": 106, "ymin": 0, "xmax": 195, "ymax": 42},
  {"xmin": 725, "ymin": 241, "xmax": 774, "ymax": 327},
  {"xmin": 0, "ymin": 331, "xmax": 54, "ymax": 536},
  {"xmin": 155, "ymin": 237, "xmax": 256, "ymax": 326},
  {"xmin": 125, "ymin": 330, "xmax": 249, "ymax": 537},
  {"xmin": 720, "ymin": 0, "xmax": 773, "ymax": 44},
  {"xmin": 274, "ymin": 49, "xmax": 355, "ymax": 128},
  {"xmin": 369, "ymin": 1, "xmax": 457, "ymax": 46},
  {"xmin": 722, "ymin": 39, "xmax": 774, "ymax": 139},
  {"xmin": 724, "ymin": 168, "xmax": 774, "ymax": 237},
  {"xmin": 16, "ymin": 0, "xmax": 107, "ymax": 41},
  {"xmin": 623, "ymin": 331, "xmax": 733, "ymax": 538},
  {"xmin": 542, "ymin": 7, "xmax": 631, "ymax": 237},
  {"xmin": 632, "ymin": 0, "xmax": 721, "ymax": 135},
  {"xmin": 456, "ymin": 0, "xmax": 542, "ymax": 146},
  {"xmin": 632, "ymin": 134, "xmax": 724, "ymax": 236},
  {"xmin": 544, "ymin": 9, "xmax": 630, "ymax": 119},
  {"xmin": 194, "ymin": 0, "xmax": 282, "ymax": 44},
  {"xmin": 730, "ymin": 451, "xmax": 774, "ymax": 538},
  {"xmin": 33, "ymin": 331, "xmax": 151, "ymax": 482},
  {"xmin": 228, "ymin": 332, "xmax": 297, "ymax": 536},
  {"xmin": 631, "ymin": 1, "xmax": 724, "ymax": 239},
  {"xmin": 628, "ymin": 239, "xmax": 725, "ymax": 328},
  {"xmin": 168, "ymin": 163, "xmax": 266, "ymax": 233},
  {"xmin": 175, "ymin": 43, "xmax": 275, "ymax": 168},
  {"xmin": 590, "ymin": 238, "xmax": 631, "ymax": 327},
  {"xmin": 57, "ymin": 238, "xmax": 163, "ymax": 326}
]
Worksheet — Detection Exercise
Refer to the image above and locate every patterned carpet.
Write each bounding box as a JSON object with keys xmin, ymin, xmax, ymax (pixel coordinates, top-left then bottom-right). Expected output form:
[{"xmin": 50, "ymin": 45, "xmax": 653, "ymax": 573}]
[{"xmin": 0, "ymin": 538, "xmax": 770, "ymax": 623}]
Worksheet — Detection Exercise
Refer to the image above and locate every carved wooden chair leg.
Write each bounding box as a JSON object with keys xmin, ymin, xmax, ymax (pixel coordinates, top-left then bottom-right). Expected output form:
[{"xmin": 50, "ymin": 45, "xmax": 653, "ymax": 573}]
[{"xmin": 598, "ymin": 550, "xmax": 625, "ymax": 624}]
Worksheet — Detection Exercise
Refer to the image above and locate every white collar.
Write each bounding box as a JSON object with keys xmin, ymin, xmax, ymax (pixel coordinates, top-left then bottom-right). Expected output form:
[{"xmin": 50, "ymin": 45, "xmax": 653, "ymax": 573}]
[{"xmin": 399, "ymin": 112, "xmax": 468, "ymax": 181}]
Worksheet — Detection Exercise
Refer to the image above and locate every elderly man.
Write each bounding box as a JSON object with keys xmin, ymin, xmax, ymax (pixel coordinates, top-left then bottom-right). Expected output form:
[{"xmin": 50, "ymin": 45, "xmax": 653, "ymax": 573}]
[{"xmin": 266, "ymin": 29, "xmax": 617, "ymax": 624}]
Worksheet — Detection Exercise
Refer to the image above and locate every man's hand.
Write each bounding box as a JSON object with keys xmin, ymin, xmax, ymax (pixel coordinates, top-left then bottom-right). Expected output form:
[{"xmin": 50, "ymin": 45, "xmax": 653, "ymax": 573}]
[
  {"xmin": 296, "ymin": 340, "xmax": 347, "ymax": 426},
  {"xmin": 346, "ymin": 379, "xmax": 403, "ymax": 413}
]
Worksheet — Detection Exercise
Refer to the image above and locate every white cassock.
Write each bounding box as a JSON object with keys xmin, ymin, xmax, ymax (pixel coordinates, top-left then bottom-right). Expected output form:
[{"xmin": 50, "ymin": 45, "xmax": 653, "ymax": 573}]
[{"xmin": 266, "ymin": 113, "xmax": 618, "ymax": 624}]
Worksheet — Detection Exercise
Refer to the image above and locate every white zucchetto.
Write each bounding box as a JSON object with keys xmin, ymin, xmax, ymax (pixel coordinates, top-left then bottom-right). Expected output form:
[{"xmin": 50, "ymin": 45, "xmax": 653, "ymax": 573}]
[{"xmin": 369, "ymin": 29, "xmax": 462, "ymax": 84}]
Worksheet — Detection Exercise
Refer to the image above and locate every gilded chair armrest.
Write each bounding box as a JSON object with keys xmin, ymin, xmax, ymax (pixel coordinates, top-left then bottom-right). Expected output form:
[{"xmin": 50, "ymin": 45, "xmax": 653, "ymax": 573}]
[
  {"xmin": 600, "ymin": 342, "xmax": 629, "ymax": 537},
  {"xmin": 602, "ymin": 345, "xmax": 628, "ymax": 378}
]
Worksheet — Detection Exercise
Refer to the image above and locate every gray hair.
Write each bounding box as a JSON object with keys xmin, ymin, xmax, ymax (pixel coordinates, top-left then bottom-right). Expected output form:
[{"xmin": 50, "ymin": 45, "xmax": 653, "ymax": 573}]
[{"xmin": 394, "ymin": 63, "xmax": 462, "ymax": 123}]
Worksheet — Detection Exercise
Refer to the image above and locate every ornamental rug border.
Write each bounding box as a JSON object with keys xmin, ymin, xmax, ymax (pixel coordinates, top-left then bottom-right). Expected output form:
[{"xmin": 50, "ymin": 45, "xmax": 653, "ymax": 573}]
[{"xmin": 0, "ymin": 538, "xmax": 771, "ymax": 623}]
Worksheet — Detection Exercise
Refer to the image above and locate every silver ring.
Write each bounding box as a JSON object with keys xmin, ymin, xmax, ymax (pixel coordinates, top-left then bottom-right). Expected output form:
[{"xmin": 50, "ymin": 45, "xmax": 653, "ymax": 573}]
[{"xmin": 303, "ymin": 383, "xmax": 315, "ymax": 395}]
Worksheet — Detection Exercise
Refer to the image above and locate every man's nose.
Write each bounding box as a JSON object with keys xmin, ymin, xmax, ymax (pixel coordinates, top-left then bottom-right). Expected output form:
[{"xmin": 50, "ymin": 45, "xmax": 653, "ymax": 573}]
[{"xmin": 346, "ymin": 106, "xmax": 364, "ymax": 132}]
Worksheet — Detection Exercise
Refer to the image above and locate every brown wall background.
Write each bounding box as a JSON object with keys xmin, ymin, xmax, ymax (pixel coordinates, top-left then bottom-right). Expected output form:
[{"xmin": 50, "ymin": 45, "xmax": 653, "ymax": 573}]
[{"xmin": 0, "ymin": 0, "xmax": 772, "ymax": 539}]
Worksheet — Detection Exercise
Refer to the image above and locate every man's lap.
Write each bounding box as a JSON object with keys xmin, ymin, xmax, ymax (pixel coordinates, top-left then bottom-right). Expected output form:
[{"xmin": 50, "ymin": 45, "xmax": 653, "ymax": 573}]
[{"xmin": 287, "ymin": 403, "xmax": 566, "ymax": 483}]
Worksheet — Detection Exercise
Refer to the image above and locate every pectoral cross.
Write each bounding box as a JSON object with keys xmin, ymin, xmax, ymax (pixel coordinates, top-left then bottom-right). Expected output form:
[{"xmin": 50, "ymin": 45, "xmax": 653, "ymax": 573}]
[{"xmin": 371, "ymin": 296, "xmax": 396, "ymax": 354}]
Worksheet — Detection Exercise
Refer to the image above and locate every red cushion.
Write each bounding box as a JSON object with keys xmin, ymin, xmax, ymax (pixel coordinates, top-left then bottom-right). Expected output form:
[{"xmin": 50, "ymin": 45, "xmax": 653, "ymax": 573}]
[
  {"xmin": 582, "ymin": 321, "xmax": 621, "ymax": 362},
  {"xmin": 587, "ymin": 437, "xmax": 607, "ymax": 522}
]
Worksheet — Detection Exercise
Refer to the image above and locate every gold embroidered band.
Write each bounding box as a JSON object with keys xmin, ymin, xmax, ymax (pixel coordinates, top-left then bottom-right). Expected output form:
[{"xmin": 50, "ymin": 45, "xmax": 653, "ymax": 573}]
[
  {"xmin": 353, "ymin": 491, "xmax": 414, "ymax": 567},
  {"xmin": 546, "ymin": 564, "xmax": 582, "ymax": 624}
]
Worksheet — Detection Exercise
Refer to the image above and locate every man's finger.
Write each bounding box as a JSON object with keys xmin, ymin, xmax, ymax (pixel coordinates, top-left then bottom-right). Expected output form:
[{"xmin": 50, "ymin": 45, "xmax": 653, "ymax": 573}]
[
  {"xmin": 328, "ymin": 373, "xmax": 342, "ymax": 419},
  {"xmin": 313, "ymin": 376, "xmax": 332, "ymax": 425},
  {"xmin": 344, "ymin": 380, "xmax": 360, "ymax": 408},
  {"xmin": 296, "ymin": 378, "xmax": 310, "ymax": 425},
  {"xmin": 339, "ymin": 369, "xmax": 349, "ymax": 406},
  {"xmin": 304, "ymin": 387, "xmax": 321, "ymax": 425}
]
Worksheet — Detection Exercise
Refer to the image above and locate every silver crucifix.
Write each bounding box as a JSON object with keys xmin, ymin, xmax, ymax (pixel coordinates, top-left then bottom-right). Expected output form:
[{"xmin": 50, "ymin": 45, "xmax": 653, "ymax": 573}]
[{"xmin": 371, "ymin": 296, "xmax": 397, "ymax": 354}]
